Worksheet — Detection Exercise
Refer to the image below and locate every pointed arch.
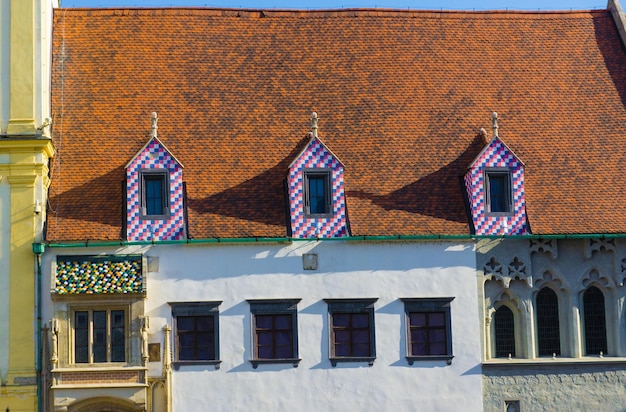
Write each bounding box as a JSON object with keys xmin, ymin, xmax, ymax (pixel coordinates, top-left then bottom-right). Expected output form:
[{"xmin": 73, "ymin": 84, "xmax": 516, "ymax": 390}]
[
  {"xmin": 494, "ymin": 305, "xmax": 516, "ymax": 358},
  {"xmin": 536, "ymin": 286, "xmax": 561, "ymax": 356},
  {"xmin": 582, "ymin": 286, "xmax": 607, "ymax": 355}
]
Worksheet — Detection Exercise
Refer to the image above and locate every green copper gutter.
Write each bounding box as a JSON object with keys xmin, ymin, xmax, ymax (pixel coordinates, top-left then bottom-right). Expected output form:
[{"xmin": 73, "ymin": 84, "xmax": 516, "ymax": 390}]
[{"xmin": 42, "ymin": 232, "xmax": 626, "ymax": 248}]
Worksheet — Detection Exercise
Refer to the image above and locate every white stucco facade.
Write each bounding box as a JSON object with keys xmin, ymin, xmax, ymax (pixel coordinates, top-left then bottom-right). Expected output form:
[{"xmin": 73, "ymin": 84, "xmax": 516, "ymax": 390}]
[{"xmin": 42, "ymin": 239, "xmax": 483, "ymax": 411}]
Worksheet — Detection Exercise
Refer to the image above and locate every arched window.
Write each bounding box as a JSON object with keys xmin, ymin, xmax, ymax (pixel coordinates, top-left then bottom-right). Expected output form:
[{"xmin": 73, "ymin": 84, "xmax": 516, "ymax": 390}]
[
  {"xmin": 583, "ymin": 286, "xmax": 607, "ymax": 355},
  {"xmin": 494, "ymin": 306, "xmax": 516, "ymax": 358},
  {"xmin": 536, "ymin": 287, "xmax": 560, "ymax": 356}
]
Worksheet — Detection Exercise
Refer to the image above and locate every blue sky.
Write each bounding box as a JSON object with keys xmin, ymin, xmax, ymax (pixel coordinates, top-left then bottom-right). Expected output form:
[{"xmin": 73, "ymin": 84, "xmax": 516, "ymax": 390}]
[{"xmin": 62, "ymin": 0, "xmax": 608, "ymax": 11}]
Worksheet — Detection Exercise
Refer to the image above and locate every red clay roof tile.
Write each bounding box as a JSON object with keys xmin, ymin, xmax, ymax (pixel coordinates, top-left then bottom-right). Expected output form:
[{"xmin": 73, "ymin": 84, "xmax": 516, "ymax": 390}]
[{"xmin": 48, "ymin": 7, "xmax": 626, "ymax": 240}]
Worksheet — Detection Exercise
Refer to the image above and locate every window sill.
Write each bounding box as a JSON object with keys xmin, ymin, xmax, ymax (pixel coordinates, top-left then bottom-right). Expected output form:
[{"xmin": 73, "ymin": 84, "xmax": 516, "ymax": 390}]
[
  {"xmin": 406, "ymin": 355, "xmax": 454, "ymax": 365},
  {"xmin": 173, "ymin": 360, "xmax": 221, "ymax": 370},
  {"xmin": 304, "ymin": 213, "xmax": 334, "ymax": 219},
  {"xmin": 249, "ymin": 358, "xmax": 301, "ymax": 369},
  {"xmin": 52, "ymin": 365, "xmax": 146, "ymax": 372},
  {"xmin": 330, "ymin": 357, "xmax": 375, "ymax": 367}
]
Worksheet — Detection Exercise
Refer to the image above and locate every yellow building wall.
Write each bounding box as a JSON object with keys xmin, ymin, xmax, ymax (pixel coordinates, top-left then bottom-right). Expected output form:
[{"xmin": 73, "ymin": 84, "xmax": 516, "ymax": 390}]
[{"xmin": 0, "ymin": 0, "xmax": 56, "ymax": 410}]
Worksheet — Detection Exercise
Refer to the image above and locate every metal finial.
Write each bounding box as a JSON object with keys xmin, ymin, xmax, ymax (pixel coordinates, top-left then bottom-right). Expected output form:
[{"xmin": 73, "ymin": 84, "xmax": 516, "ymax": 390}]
[
  {"xmin": 151, "ymin": 112, "xmax": 158, "ymax": 138},
  {"xmin": 310, "ymin": 112, "xmax": 318, "ymax": 138},
  {"xmin": 491, "ymin": 112, "xmax": 499, "ymax": 138}
]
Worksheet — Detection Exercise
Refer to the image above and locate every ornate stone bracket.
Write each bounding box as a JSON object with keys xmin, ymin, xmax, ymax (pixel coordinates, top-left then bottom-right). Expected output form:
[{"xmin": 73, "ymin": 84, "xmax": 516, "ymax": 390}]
[
  {"xmin": 530, "ymin": 238, "xmax": 558, "ymax": 259},
  {"xmin": 585, "ymin": 238, "xmax": 615, "ymax": 259}
]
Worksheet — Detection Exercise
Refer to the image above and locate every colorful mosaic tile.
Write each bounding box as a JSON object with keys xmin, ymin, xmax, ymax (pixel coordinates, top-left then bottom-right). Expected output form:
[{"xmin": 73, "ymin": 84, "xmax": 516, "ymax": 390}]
[
  {"xmin": 126, "ymin": 138, "xmax": 185, "ymax": 241},
  {"xmin": 55, "ymin": 256, "xmax": 143, "ymax": 294},
  {"xmin": 465, "ymin": 137, "xmax": 528, "ymax": 236},
  {"xmin": 288, "ymin": 137, "xmax": 348, "ymax": 238}
]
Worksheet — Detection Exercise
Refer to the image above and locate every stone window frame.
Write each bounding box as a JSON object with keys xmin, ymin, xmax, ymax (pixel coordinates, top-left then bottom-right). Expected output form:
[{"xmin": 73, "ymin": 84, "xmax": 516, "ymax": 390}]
[{"xmin": 170, "ymin": 301, "xmax": 222, "ymax": 369}]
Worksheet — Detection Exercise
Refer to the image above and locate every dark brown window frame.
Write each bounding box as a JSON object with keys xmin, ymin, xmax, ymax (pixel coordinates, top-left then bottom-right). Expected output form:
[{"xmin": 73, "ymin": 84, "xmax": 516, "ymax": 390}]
[
  {"xmin": 247, "ymin": 299, "xmax": 301, "ymax": 368},
  {"xmin": 324, "ymin": 298, "xmax": 377, "ymax": 366},
  {"xmin": 304, "ymin": 169, "xmax": 333, "ymax": 218},
  {"xmin": 484, "ymin": 168, "xmax": 513, "ymax": 215},
  {"xmin": 170, "ymin": 301, "xmax": 222, "ymax": 369},
  {"xmin": 401, "ymin": 297, "xmax": 454, "ymax": 365},
  {"xmin": 139, "ymin": 168, "xmax": 170, "ymax": 220}
]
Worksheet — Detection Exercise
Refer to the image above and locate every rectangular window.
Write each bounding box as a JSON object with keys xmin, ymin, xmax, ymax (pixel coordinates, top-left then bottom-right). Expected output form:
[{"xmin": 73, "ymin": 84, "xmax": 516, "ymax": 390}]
[
  {"xmin": 140, "ymin": 169, "xmax": 170, "ymax": 219},
  {"xmin": 304, "ymin": 169, "xmax": 332, "ymax": 217},
  {"xmin": 170, "ymin": 301, "xmax": 221, "ymax": 367},
  {"xmin": 73, "ymin": 309, "xmax": 126, "ymax": 363},
  {"xmin": 485, "ymin": 170, "xmax": 512, "ymax": 213},
  {"xmin": 248, "ymin": 299, "xmax": 301, "ymax": 368},
  {"xmin": 401, "ymin": 298, "xmax": 454, "ymax": 364},
  {"xmin": 324, "ymin": 298, "xmax": 377, "ymax": 366}
]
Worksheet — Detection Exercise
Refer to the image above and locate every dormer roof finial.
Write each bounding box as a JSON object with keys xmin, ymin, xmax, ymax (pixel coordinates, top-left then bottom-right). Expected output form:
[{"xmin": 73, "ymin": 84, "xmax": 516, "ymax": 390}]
[
  {"xmin": 491, "ymin": 112, "xmax": 499, "ymax": 138},
  {"xmin": 151, "ymin": 112, "xmax": 158, "ymax": 138},
  {"xmin": 311, "ymin": 112, "xmax": 318, "ymax": 138}
]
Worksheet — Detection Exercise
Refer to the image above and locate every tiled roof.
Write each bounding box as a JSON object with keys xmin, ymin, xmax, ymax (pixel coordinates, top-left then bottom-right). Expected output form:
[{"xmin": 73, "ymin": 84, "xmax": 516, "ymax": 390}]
[{"xmin": 48, "ymin": 7, "xmax": 626, "ymax": 240}]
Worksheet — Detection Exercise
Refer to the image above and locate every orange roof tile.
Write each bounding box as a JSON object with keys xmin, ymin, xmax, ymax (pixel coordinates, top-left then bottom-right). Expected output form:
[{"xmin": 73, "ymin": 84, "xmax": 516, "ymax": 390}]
[{"xmin": 48, "ymin": 7, "xmax": 626, "ymax": 241}]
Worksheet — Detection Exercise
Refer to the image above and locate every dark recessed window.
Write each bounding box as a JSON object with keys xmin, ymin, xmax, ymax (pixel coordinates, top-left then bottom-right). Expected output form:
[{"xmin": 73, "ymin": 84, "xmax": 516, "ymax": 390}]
[
  {"xmin": 402, "ymin": 298, "xmax": 454, "ymax": 364},
  {"xmin": 536, "ymin": 287, "xmax": 561, "ymax": 356},
  {"xmin": 486, "ymin": 170, "xmax": 512, "ymax": 213},
  {"xmin": 170, "ymin": 301, "xmax": 221, "ymax": 367},
  {"xmin": 304, "ymin": 170, "xmax": 332, "ymax": 217},
  {"xmin": 74, "ymin": 309, "xmax": 126, "ymax": 364},
  {"xmin": 324, "ymin": 298, "xmax": 377, "ymax": 366},
  {"xmin": 494, "ymin": 305, "xmax": 516, "ymax": 358},
  {"xmin": 583, "ymin": 286, "xmax": 607, "ymax": 355},
  {"xmin": 248, "ymin": 299, "xmax": 301, "ymax": 368},
  {"xmin": 140, "ymin": 169, "xmax": 170, "ymax": 219}
]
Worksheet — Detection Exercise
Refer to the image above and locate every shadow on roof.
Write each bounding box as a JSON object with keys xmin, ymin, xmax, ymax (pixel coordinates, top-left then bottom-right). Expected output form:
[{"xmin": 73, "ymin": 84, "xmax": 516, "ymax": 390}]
[
  {"xmin": 346, "ymin": 132, "xmax": 485, "ymax": 224},
  {"xmin": 187, "ymin": 134, "xmax": 312, "ymax": 228}
]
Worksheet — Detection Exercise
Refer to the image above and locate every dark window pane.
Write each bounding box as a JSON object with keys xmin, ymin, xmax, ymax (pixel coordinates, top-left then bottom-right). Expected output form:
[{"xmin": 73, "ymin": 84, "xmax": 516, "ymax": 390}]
[
  {"xmin": 334, "ymin": 330, "xmax": 350, "ymax": 344},
  {"xmin": 351, "ymin": 313, "xmax": 369, "ymax": 328},
  {"xmin": 409, "ymin": 311, "xmax": 449, "ymax": 356},
  {"xmin": 177, "ymin": 317, "xmax": 195, "ymax": 331},
  {"xmin": 258, "ymin": 346, "xmax": 273, "ymax": 359},
  {"xmin": 409, "ymin": 313, "xmax": 426, "ymax": 327},
  {"xmin": 255, "ymin": 315, "xmax": 273, "ymax": 329},
  {"xmin": 308, "ymin": 175, "xmax": 327, "ymax": 214},
  {"xmin": 274, "ymin": 315, "xmax": 292, "ymax": 329},
  {"xmin": 353, "ymin": 343, "xmax": 370, "ymax": 357},
  {"xmin": 489, "ymin": 173, "xmax": 508, "ymax": 213},
  {"xmin": 145, "ymin": 175, "xmax": 164, "ymax": 215},
  {"xmin": 352, "ymin": 330, "xmax": 370, "ymax": 344},
  {"xmin": 583, "ymin": 286, "xmax": 607, "ymax": 355},
  {"xmin": 92, "ymin": 311, "xmax": 107, "ymax": 363},
  {"xmin": 332, "ymin": 313, "xmax": 350, "ymax": 327},
  {"xmin": 276, "ymin": 332, "xmax": 292, "ymax": 345},
  {"xmin": 537, "ymin": 288, "xmax": 561, "ymax": 356},
  {"xmin": 75, "ymin": 311, "xmax": 89, "ymax": 363},
  {"xmin": 335, "ymin": 344, "xmax": 350, "ymax": 357},
  {"xmin": 494, "ymin": 306, "xmax": 516, "ymax": 358},
  {"xmin": 197, "ymin": 317, "xmax": 214, "ymax": 331},
  {"xmin": 179, "ymin": 347, "xmax": 194, "ymax": 361},
  {"xmin": 257, "ymin": 331, "xmax": 273, "ymax": 345},
  {"xmin": 275, "ymin": 345, "xmax": 293, "ymax": 359}
]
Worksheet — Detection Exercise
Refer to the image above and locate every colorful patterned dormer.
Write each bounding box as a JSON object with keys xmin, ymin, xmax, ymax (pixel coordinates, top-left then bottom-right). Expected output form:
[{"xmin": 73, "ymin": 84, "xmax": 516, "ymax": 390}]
[
  {"xmin": 288, "ymin": 113, "xmax": 348, "ymax": 238},
  {"xmin": 55, "ymin": 255, "xmax": 143, "ymax": 294},
  {"xmin": 464, "ymin": 114, "xmax": 528, "ymax": 236},
  {"xmin": 126, "ymin": 113, "xmax": 185, "ymax": 241}
]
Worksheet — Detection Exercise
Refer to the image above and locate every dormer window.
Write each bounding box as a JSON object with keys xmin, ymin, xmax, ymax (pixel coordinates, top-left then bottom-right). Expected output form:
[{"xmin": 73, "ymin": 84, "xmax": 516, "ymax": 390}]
[
  {"xmin": 141, "ymin": 169, "xmax": 169, "ymax": 219},
  {"xmin": 305, "ymin": 169, "xmax": 331, "ymax": 216},
  {"xmin": 486, "ymin": 170, "xmax": 512, "ymax": 214}
]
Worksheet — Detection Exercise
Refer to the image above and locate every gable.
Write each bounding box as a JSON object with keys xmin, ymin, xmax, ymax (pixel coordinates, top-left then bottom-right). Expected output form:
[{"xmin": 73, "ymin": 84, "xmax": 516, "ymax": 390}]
[
  {"xmin": 465, "ymin": 137, "xmax": 527, "ymax": 236},
  {"xmin": 288, "ymin": 136, "xmax": 347, "ymax": 238},
  {"xmin": 126, "ymin": 137, "xmax": 185, "ymax": 241}
]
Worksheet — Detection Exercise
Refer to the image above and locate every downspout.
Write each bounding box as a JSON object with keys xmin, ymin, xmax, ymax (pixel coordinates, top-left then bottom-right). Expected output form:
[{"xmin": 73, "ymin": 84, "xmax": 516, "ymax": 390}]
[{"xmin": 32, "ymin": 243, "xmax": 45, "ymax": 412}]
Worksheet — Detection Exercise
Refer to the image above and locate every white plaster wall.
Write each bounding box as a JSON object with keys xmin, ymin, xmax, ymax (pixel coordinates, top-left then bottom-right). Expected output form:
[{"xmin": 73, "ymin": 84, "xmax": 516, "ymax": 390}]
[{"xmin": 42, "ymin": 240, "xmax": 482, "ymax": 411}]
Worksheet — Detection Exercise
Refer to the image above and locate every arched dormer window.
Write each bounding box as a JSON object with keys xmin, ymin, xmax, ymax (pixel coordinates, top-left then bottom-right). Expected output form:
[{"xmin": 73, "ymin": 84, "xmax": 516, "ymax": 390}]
[
  {"xmin": 536, "ymin": 287, "xmax": 560, "ymax": 356},
  {"xmin": 583, "ymin": 286, "xmax": 607, "ymax": 355},
  {"xmin": 494, "ymin": 305, "xmax": 516, "ymax": 358}
]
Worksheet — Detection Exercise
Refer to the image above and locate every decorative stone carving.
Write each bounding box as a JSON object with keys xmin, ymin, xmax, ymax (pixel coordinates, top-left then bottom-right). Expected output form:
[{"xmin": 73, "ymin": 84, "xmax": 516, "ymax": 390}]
[
  {"xmin": 585, "ymin": 238, "xmax": 615, "ymax": 259},
  {"xmin": 581, "ymin": 268, "xmax": 611, "ymax": 289},
  {"xmin": 484, "ymin": 256, "xmax": 504, "ymax": 278},
  {"xmin": 529, "ymin": 239, "xmax": 557, "ymax": 259}
]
